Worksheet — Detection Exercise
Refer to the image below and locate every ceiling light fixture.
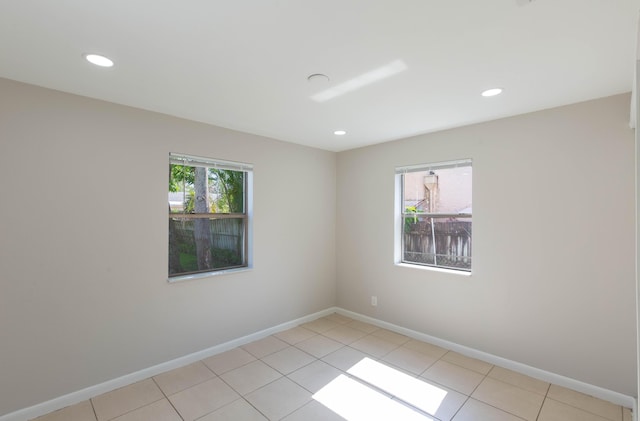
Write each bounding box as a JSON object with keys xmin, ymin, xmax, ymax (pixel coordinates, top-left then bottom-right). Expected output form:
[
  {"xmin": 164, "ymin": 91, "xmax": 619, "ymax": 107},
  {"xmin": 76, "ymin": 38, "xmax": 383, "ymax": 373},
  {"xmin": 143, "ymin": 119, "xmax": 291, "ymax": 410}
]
[
  {"xmin": 84, "ymin": 53, "xmax": 114, "ymax": 67},
  {"xmin": 308, "ymin": 73, "xmax": 330, "ymax": 84},
  {"xmin": 481, "ymin": 88, "xmax": 503, "ymax": 97},
  {"xmin": 334, "ymin": 130, "xmax": 347, "ymax": 136}
]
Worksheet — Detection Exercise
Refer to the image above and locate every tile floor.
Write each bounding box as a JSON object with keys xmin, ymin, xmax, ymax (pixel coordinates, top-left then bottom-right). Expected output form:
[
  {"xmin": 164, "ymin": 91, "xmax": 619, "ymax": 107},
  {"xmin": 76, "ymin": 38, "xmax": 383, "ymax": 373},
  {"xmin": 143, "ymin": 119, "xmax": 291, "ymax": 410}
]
[{"xmin": 33, "ymin": 313, "xmax": 633, "ymax": 421}]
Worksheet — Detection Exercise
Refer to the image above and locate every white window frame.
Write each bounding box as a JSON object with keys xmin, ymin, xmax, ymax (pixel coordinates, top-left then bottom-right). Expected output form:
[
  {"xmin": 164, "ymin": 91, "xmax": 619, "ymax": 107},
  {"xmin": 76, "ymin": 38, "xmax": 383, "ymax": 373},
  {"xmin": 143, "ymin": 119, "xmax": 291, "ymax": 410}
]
[
  {"xmin": 394, "ymin": 159, "xmax": 472, "ymax": 273},
  {"xmin": 168, "ymin": 153, "xmax": 253, "ymax": 282}
]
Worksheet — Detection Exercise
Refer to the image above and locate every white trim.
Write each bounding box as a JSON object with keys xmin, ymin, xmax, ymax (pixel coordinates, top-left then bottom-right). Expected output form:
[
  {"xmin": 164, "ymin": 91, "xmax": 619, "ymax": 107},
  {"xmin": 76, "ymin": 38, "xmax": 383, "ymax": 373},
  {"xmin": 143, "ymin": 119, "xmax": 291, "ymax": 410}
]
[
  {"xmin": 167, "ymin": 163, "xmax": 254, "ymax": 281},
  {"xmin": 395, "ymin": 262, "xmax": 472, "ymax": 276},
  {"xmin": 393, "ymin": 173, "xmax": 403, "ymax": 263},
  {"xmin": 0, "ymin": 307, "xmax": 337, "ymax": 421},
  {"xmin": 169, "ymin": 152, "xmax": 253, "ymax": 172},
  {"xmin": 334, "ymin": 308, "xmax": 636, "ymax": 409},
  {"xmin": 395, "ymin": 158, "xmax": 472, "ymax": 174},
  {"xmin": 1, "ymin": 306, "xmax": 635, "ymax": 420},
  {"xmin": 168, "ymin": 267, "xmax": 253, "ymax": 283}
]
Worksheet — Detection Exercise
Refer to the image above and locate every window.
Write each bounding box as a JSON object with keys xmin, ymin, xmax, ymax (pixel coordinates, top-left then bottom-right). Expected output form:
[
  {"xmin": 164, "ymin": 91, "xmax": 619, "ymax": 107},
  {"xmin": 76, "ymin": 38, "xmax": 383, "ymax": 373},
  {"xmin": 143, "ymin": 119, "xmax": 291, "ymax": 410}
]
[
  {"xmin": 396, "ymin": 159, "xmax": 472, "ymax": 272},
  {"xmin": 168, "ymin": 153, "xmax": 252, "ymax": 279}
]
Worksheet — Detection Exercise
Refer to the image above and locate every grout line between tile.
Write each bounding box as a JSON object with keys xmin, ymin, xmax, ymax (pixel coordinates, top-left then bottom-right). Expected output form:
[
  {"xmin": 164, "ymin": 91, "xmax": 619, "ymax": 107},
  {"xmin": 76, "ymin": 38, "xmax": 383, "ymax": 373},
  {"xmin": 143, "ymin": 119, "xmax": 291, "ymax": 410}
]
[
  {"xmin": 542, "ymin": 396, "xmax": 624, "ymax": 421},
  {"xmin": 89, "ymin": 399, "xmax": 98, "ymax": 421},
  {"xmin": 534, "ymin": 383, "xmax": 552, "ymax": 421},
  {"xmin": 100, "ymin": 396, "xmax": 166, "ymax": 421},
  {"xmin": 204, "ymin": 356, "xmax": 256, "ymax": 376},
  {"xmin": 157, "ymin": 373, "xmax": 217, "ymax": 397},
  {"xmin": 276, "ymin": 396, "xmax": 314, "ymax": 421},
  {"xmin": 150, "ymin": 377, "xmax": 185, "ymax": 421},
  {"xmin": 441, "ymin": 360, "xmax": 494, "ymax": 421},
  {"xmin": 449, "ymin": 395, "xmax": 471, "ymax": 421},
  {"xmin": 239, "ymin": 397, "xmax": 268, "ymax": 421}
]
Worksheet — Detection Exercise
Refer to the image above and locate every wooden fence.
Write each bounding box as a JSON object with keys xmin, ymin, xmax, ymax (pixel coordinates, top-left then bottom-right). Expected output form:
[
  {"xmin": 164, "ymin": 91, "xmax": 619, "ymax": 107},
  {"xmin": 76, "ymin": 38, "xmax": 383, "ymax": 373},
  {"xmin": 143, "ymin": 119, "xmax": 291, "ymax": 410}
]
[
  {"xmin": 169, "ymin": 216, "xmax": 244, "ymax": 270},
  {"xmin": 171, "ymin": 217, "xmax": 243, "ymax": 251},
  {"xmin": 404, "ymin": 220, "xmax": 472, "ymax": 270}
]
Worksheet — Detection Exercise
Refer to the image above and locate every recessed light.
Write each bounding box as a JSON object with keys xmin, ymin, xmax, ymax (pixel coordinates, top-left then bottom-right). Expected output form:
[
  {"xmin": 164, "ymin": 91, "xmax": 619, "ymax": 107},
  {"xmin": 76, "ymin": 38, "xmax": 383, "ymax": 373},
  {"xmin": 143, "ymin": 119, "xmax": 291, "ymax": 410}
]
[
  {"xmin": 308, "ymin": 73, "xmax": 330, "ymax": 83},
  {"xmin": 84, "ymin": 53, "xmax": 114, "ymax": 67},
  {"xmin": 334, "ymin": 130, "xmax": 347, "ymax": 136},
  {"xmin": 481, "ymin": 88, "xmax": 503, "ymax": 97}
]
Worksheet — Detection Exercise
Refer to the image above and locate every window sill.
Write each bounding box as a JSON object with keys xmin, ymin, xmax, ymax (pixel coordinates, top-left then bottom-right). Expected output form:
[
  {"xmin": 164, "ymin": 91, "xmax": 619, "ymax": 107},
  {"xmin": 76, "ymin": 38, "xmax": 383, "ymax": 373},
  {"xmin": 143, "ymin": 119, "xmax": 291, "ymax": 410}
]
[
  {"xmin": 168, "ymin": 266, "xmax": 252, "ymax": 283},
  {"xmin": 395, "ymin": 262, "xmax": 471, "ymax": 277}
]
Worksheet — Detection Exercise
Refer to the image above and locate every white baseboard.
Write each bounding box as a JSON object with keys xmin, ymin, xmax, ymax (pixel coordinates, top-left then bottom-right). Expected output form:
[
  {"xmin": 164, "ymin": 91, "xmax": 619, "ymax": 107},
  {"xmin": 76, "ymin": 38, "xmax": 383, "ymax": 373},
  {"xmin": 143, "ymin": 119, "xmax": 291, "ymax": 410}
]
[
  {"xmin": 335, "ymin": 307, "xmax": 637, "ymax": 410},
  {"xmin": 0, "ymin": 307, "xmax": 337, "ymax": 421},
  {"xmin": 2, "ymin": 306, "xmax": 636, "ymax": 420}
]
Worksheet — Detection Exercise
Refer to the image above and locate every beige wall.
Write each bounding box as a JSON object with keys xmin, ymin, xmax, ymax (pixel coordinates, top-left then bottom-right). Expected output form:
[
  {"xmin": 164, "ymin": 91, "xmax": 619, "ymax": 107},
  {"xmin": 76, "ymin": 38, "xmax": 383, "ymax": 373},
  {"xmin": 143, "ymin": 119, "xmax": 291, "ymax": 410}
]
[
  {"xmin": 0, "ymin": 78, "xmax": 337, "ymax": 416},
  {"xmin": 336, "ymin": 93, "xmax": 637, "ymax": 396},
  {"xmin": 0, "ymin": 77, "xmax": 637, "ymax": 416}
]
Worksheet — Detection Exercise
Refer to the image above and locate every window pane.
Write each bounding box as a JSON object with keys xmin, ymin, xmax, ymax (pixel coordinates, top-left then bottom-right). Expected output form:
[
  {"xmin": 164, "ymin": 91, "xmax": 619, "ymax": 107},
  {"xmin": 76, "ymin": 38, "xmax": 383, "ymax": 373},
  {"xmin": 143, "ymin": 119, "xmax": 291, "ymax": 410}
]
[
  {"xmin": 169, "ymin": 217, "xmax": 245, "ymax": 275},
  {"xmin": 401, "ymin": 161, "xmax": 472, "ymax": 271},
  {"xmin": 169, "ymin": 164, "xmax": 245, "ymax": 214},
  {"xmin": 168, "ymin": 154, "xmax": 251, "ymax": 279},
  {"xmin": 403, "ymin": 216, "xmax": 471, "ymax": 270},
  {"xmin": 403, "ymin": 166, "xmax": 471, "ymax": 214},
  {"xmin": 210, "ymin": 169, "xmax": 245, "ymax": 213}
]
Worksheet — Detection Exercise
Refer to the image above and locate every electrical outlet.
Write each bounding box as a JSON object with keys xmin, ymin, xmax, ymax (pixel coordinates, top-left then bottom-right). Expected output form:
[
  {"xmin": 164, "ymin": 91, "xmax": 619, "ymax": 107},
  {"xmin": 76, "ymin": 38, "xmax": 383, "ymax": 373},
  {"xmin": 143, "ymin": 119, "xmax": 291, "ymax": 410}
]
[{"xmin": 371, "ymin": 296, "xmax": 378, "ymax": 306}]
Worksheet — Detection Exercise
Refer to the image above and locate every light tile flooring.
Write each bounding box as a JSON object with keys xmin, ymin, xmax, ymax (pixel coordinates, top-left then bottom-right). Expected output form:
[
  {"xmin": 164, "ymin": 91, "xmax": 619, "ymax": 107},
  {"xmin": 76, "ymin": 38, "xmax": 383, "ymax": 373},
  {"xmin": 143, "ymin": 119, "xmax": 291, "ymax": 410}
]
[{"xmin": 33, "ymin": 314, "xmax": 632, "ymax": 421}]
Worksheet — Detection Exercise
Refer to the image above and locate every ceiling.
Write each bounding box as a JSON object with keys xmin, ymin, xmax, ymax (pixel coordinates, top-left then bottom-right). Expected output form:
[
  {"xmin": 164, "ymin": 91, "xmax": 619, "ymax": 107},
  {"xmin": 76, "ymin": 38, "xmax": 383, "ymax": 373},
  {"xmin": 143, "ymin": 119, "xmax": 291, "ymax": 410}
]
[{"xmin": 1, "ymin": 0, "xmax": 638, "ymax": 152}]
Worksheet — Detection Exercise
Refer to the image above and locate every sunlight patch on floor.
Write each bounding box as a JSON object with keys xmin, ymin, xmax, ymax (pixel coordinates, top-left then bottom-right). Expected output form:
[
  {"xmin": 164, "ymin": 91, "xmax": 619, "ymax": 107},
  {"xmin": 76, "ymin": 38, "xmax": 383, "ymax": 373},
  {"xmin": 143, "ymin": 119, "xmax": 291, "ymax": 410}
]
[
  {"xmin": 312, "ymin": 357, "xmax": 448, "ymax": 420},
  {"xmin": 347, "ymin": 357, "xmax": 447, "ymax": 414},
  {"xmin": 313, "ymin": 374, "xmax": 434, "ymax": 421}
]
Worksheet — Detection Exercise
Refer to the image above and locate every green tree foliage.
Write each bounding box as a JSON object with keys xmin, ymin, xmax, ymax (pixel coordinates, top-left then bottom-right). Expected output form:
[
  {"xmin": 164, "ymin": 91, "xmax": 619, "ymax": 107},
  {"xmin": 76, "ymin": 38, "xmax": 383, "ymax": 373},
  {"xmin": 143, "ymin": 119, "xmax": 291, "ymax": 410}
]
[
  {"xmin": 404, "ymin": 206, "xmax": 420, "ymax": 233},
  {"xmin": 169, "ymin": 164, "xmax": 244, "ymax": 213},
  {"xmin": 169, "ymin": 164, "xmax": 194, "ymax": 192},
  {"xmin": 211, "ymin": 169, "xmax": 244, "ymax": 213}
]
